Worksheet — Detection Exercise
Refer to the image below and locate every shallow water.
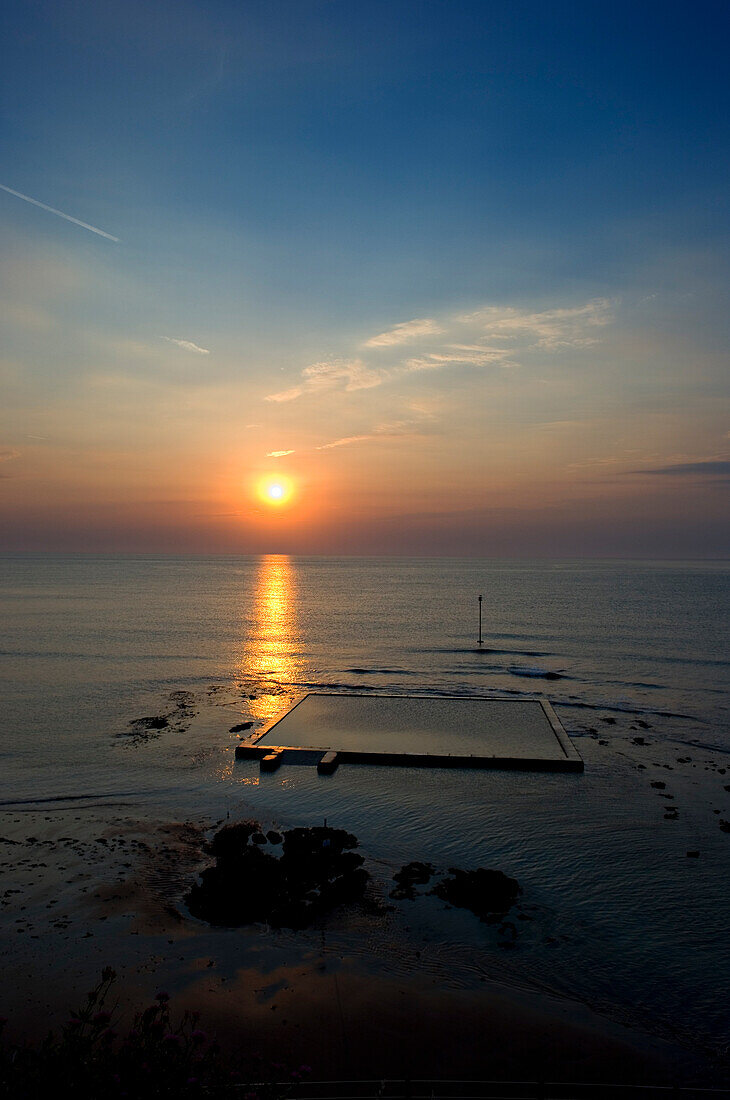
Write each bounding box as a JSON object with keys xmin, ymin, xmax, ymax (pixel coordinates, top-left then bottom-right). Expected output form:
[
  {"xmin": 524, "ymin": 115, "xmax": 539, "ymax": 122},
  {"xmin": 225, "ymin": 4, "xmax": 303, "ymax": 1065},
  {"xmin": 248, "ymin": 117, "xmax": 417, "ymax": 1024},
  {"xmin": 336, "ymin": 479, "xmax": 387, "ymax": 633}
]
[{"xmin": 1, "ymin": 554, "xmax": 729, "ymax": 1060}]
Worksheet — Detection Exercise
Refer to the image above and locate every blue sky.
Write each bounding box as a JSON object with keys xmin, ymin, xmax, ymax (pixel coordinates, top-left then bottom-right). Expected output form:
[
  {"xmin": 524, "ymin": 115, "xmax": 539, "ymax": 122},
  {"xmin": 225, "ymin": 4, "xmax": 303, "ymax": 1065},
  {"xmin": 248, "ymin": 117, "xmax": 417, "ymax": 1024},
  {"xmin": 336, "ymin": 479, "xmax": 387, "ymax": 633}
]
[{"xmin": 1, "ymin": 0, "xmax": 728, "ymax": 554}]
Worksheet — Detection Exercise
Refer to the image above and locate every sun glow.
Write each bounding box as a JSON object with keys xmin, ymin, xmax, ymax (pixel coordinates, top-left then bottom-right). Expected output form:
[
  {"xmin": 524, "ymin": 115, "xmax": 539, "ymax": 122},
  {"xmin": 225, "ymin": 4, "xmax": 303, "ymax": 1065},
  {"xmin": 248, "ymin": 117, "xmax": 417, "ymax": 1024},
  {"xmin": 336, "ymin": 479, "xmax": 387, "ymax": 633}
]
[{"xmin": 257, "ymin": 476, "xmax": 294, "ymax": 506}]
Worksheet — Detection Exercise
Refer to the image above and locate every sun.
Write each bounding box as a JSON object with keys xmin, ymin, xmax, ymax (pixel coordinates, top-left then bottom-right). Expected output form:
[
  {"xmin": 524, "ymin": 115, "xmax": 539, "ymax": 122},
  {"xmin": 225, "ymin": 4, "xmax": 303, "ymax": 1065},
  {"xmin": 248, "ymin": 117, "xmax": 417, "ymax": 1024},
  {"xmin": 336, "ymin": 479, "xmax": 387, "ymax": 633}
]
[{"xmin": 257, "ymin": 476, "xmax": 294, "ymax": 506}]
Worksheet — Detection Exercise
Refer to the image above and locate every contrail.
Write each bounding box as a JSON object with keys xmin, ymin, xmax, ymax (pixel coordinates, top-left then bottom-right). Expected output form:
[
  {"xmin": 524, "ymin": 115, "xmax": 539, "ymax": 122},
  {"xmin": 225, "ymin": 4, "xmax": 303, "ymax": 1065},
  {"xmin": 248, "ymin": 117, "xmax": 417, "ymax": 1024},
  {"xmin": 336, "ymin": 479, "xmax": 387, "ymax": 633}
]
[{"xmin": 0, "ymin": 183, "xmax": 120, "ymax": 241}]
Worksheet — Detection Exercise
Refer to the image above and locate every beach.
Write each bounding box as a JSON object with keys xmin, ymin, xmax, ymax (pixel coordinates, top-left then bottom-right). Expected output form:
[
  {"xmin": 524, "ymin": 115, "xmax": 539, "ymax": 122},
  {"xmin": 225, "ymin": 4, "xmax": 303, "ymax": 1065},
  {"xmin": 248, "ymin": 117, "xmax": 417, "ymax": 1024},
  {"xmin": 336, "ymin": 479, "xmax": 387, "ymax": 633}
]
[
  {"xmin": 0, "ymin": 800, "xmax": 705, "ymax": 1085},
  {"xmin": 1, "ymin": 556, "xmax": 729, "ymax": 1087}
]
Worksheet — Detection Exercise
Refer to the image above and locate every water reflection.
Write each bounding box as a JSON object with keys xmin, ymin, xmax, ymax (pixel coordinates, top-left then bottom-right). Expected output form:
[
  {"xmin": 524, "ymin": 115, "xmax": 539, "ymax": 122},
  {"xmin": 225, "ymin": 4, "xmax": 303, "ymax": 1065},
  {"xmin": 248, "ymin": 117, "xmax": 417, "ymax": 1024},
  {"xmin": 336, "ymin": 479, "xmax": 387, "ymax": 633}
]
[{"xmin": 239, "ymin": 555, "xmax": 302, "ymax": 725}]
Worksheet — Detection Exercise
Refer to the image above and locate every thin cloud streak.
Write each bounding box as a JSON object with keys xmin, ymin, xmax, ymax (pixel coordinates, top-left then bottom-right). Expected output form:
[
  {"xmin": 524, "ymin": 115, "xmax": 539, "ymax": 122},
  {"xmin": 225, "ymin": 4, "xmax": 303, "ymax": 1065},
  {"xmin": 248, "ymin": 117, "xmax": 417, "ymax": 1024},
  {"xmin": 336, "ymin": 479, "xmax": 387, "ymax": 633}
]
[
  {"xmin": 628, "ymin": 460, "xmax": 730, "ymax": 476},
  {"xmin": 266, "ymin": 449, "xmax": 294, "ymax": 457},
  {"xmin": 405, "ymin": 347, "xmax": 517, "ymax": 371},
  {"xmin": 317, "ymin": 434, "xmax": 375, "ymax": 450},
  {"xmin": 0, "ymin": 183, "xmax": 120, "ymax": 241},
  {"xmin": 317, "ymin": 413, "xmax": 435, "ymax": 451},
  {"xmin": 459, "ymin": 299, "xmax": 612, "ymax": 348},
  {"xmin": 267, "ymin": 358, "xmax": 383, "ymax": 402},
  {"xmin": 160, "ymin": 336, "xmax": 211, "ymax": 355},
  {"xmin": 364, "ymin": 318, "xmax": 444, "ymax": 347},
  {"xmin": 266, "ymin": 297, "xmax": 613, "ymax": 402}
]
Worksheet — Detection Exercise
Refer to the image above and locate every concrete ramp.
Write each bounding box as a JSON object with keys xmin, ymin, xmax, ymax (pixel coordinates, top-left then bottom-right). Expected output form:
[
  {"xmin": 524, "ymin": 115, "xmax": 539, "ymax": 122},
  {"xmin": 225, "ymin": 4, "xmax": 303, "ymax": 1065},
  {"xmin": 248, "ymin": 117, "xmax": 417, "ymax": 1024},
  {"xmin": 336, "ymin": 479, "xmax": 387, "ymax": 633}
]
[{"xmin": 236, "ymin": 693, "xmax": 583, "ymax": 773}]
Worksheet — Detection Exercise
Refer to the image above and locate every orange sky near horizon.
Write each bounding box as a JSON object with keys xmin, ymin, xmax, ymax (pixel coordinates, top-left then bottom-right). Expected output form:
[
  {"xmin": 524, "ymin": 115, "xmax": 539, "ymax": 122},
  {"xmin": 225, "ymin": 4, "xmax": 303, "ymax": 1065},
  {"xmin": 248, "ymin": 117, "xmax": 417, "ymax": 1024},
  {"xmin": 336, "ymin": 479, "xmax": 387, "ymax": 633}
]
[{"xmin": 1, "ymin": 3, "xmax": 729, "ymax": 557}]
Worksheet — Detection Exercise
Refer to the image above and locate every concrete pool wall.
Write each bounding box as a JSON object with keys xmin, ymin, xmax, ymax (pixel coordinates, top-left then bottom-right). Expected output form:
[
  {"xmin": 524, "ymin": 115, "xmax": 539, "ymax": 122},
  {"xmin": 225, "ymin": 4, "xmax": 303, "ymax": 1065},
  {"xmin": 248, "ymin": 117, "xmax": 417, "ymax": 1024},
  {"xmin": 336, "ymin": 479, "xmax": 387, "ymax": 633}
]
[{"xmin": 235, "ymin": 693, "xmax": 584, "ymax": 774}]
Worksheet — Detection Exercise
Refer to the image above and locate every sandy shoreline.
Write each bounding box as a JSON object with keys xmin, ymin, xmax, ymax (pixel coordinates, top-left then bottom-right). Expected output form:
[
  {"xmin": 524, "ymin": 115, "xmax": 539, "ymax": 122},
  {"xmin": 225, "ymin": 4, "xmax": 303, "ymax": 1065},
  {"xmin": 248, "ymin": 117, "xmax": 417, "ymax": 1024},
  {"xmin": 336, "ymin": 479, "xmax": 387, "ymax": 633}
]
[{"xmin": 0, "ymin": 803, "xmax": 722, "ymax": 1087}]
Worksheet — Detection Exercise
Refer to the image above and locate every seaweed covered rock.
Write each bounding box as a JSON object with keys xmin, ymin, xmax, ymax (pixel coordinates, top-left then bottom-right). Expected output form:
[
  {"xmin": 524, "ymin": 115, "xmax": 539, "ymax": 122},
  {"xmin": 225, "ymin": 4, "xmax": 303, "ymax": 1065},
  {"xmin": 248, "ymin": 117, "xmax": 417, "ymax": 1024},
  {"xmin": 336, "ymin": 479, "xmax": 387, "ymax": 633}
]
[
  {"xmin": 390, "ymin": 861, "xmax": 435, "ymax": 900},
  {"xmin": 432, "ymin": 867, "xmax": 520, "ymax": 922},
  {"xmin": 210, "ymin": 820, "xmax": 259, "ymax": 859},
  {"xmin": 187, "ymin": 821, "xmax": 368, "ymax": 929}
]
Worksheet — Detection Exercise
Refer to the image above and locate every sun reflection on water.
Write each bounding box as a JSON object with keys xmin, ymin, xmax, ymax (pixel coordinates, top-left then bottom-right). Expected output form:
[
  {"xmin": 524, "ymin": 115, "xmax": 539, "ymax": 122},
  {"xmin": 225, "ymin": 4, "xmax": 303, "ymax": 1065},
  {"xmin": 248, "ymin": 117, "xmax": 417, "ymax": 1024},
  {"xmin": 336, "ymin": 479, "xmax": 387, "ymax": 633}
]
[{"xmin": 238, "ymin": 555, "xmax": 302, "ymax": 726}]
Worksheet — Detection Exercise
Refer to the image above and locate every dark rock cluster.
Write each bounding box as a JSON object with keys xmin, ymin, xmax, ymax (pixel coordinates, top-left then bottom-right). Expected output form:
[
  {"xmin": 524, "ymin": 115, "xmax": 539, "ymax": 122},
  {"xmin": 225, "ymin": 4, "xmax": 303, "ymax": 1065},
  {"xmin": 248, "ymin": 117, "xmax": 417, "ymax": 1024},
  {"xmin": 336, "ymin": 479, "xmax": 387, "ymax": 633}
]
[
  {"xmin": 187, "ymin": 820, "xmax": 368, "ymax": 929},
  {"xmin": 122, "ymin": 691, "xmax": 196, "ymax": 743},
  {"xmin": 432, "ymin": 867, "xmax": 521, "ymax": 922},
  {"xmin": 389, "ymin": 860, "xmax": 521, "ymax": 924},
  {"xmin": 389, "ymin": 861, "xmax": 435, "ymax": 900}
]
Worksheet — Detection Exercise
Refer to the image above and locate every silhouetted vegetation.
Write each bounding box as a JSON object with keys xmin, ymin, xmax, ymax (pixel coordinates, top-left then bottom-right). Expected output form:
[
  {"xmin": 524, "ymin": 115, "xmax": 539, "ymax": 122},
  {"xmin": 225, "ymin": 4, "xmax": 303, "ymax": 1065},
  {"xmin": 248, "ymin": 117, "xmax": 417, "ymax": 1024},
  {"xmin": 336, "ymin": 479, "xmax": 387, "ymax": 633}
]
[{"xmin": 0, "ymin": 968, "xmax": 308, "ymax": 1099}]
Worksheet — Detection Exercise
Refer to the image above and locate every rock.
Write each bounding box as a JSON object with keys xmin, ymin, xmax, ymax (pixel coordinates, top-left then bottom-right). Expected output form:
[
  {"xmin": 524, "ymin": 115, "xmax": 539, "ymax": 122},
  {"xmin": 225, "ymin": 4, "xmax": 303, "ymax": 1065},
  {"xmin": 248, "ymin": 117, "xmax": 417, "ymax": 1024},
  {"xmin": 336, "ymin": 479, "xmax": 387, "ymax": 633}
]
[
  {"xmin": 390, "ymin": 861, "xmax": 435, "ymax": 900},
  {"xmin": 187, "ymin": 821, "xmax": 368, "ymax": 929},
  {"xmin": 651, "ymin": 781, "xmax": 666, "ymax": 789},
  {"xmin": 251, "ymin": 832, "xmax": 267, "ymax": 845},
  {"xmin": 266, "ymin": 830, "xmax": 283, "ymax": 845},
  {"xmin": 636, "ymin": 720, "xmax": 651, "ymax": 729},
  {"xmin": 602, "ymin": 717, "xmax": 616, "ymax": 725},
  {"xmin": 210, "ymin": 820, "xmax": 259, "ymax": 859},
  {"xmin": 432, "ymin": 867, "xmax": 520, "ymax": 923},
  {"xmin": 686, "ymin": 851, "xmax": 700, "ymax": 858},
  {"xmin": 136, "ymin": 715, "xmax": 168, "ymax": 729},
  {"xmin": 719, "ymin": 820, "xmax": 730, "ymax": 833},
  {"xmin": 598, "ymin": 739, "xmax": 609, "ymax": 746},
  {"xmin": 122, "ymin": 713, "xmax": 172, "ymax": 742},
  {"xmin": 229, "ymin": 721, "xmax": 253, "ymax": 733},
  {"xmin": 632, "ymin": 736, "xmax": 646, "ymax": 745}
]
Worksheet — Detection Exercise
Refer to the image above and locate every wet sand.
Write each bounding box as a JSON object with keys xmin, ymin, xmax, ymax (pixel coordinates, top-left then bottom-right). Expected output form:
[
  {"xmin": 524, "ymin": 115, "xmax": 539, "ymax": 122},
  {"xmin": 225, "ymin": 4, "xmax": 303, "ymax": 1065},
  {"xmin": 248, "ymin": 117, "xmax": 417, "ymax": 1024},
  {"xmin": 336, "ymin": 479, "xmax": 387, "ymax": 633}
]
[
  {"xmin": 174, "ymin": 962, "xmax": 682, "ymax": 1083},
  {"xmin": 0, "ymin": 803, "xmax": 715, "ymax": 1087}
]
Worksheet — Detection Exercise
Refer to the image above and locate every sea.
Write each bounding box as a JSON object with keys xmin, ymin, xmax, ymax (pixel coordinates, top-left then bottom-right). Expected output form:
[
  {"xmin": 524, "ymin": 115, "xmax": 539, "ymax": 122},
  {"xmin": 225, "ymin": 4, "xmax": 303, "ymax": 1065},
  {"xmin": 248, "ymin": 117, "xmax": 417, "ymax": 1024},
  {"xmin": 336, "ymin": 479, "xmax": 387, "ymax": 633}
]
[{"xmin": 1, "ymin": 555, "xmax": 729, "ymax": 1064}]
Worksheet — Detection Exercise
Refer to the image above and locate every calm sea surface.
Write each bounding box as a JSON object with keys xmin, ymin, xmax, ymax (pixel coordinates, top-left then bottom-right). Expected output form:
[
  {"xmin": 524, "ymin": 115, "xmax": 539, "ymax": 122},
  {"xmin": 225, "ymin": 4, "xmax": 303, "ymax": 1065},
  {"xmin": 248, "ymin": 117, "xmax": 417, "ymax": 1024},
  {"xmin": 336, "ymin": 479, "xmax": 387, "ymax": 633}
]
[{"xmin": 1, "ymin": 555, "xmax": 729, "ymax": 1057}]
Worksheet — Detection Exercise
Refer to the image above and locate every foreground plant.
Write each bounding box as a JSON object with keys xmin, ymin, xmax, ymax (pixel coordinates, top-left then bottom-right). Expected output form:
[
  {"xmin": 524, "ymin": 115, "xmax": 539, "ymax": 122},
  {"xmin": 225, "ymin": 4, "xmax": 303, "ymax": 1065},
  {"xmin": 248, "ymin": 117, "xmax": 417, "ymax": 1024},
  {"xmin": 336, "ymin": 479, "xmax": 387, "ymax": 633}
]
[{"xmin": 0, "ymin": 968, "xmax": 308, "ymax": 1098}]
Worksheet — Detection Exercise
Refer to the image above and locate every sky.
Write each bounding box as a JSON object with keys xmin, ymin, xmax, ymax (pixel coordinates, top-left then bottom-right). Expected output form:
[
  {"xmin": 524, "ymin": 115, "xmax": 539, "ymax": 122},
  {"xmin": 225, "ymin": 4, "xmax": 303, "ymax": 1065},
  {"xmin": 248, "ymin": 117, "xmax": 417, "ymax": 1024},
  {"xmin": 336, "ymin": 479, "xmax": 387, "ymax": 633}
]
[{"xmin": 1, "ymin": 0, "xmax": 728, "ymax": 556}]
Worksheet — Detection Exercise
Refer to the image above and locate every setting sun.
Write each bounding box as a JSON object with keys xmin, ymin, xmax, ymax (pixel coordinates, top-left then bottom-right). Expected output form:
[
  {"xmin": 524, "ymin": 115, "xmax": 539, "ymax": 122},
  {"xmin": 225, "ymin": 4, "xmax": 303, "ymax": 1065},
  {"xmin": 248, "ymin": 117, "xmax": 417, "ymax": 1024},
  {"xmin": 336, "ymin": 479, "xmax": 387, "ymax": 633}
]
[{"xmin": 257, "ymin": 476, "xmax": 294, "ymax": 506}]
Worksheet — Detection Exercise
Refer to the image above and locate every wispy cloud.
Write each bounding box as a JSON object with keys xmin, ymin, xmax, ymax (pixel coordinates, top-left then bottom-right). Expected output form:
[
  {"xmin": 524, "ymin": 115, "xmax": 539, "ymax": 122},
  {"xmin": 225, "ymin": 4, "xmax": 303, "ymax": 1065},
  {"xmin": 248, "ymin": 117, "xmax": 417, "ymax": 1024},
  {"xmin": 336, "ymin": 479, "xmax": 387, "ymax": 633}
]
[
  {"xmin": 317, "ymin": 412, "xmax": 435, "ymax": 451},
  {"xmin": 459, "ymin": 298, "xmax": 612, "ymax": 349},
  {"xmin": 0, "ymin": 183, "xmax": 120, "ymax": 242},
  {"xmin": 364, "ymin": 318, "xmax": 444, "ymax": 347},
  {"xmin": 161, "ymin": 336, "xmax": 210, "ymax": 355},
  {"xmin": 628, "ymin": 460, "xmax": 730, "ymax": 476},
  {"xmin": 266, "ymin": 449, "xmax": 294, "ymax": 457},
  {"xmin": 266, "ymin": 297, "xmax": 614, "ymax": 402},
  {"xmin": 317, "ymin": 434, "xmax": 375, "ymax": 450},
  {"xmin": 405, "ymin": 346, "xmax": 518, "ymax": 372},
  {"xmin": 0, "ymin": 447, "xmax": 20, "ymax": 477},
  {"xmin": 266, "ymin": 359, "xmax": 383, "ymax": 402},
  {"xmin": 266, "ymin": 386, "xmax": 305, "ymax": 404}
]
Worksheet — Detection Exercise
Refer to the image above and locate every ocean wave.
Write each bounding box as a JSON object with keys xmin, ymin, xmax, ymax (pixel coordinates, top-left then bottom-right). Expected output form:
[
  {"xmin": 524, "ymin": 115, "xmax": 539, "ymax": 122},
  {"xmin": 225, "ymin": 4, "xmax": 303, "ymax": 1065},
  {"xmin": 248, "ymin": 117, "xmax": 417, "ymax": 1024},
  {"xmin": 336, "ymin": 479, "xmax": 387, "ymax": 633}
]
[
  {"xmin": 344, "ymin": 667, "xmax": 418, "ymax": 675},
  {"xmin": 0, "ymin": 790, "xmax": 149, "ymax": 807},
  {"xmin": 425, "ymin": 646, "xmax": 553, "ymax": 657},
  {"xmin": 509, "ymin": 666, "xmax": 564, "ymax": 680},
  {"xmin": 555, "ymin": 699, "xmax": 698, "ymax": 720}
]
